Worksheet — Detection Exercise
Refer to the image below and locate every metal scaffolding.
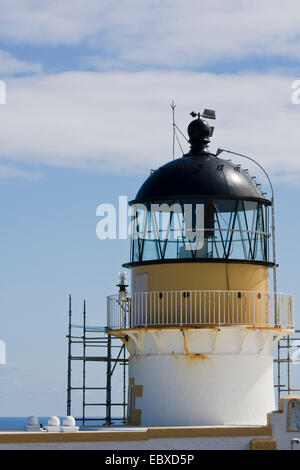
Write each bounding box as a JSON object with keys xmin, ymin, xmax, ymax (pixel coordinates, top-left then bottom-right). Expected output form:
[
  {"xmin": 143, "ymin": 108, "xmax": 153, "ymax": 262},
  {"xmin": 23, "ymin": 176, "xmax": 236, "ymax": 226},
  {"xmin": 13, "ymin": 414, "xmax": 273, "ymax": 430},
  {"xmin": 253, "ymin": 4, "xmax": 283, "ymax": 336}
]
[
  {"xmin": 274, "ymin": 329, "xmax": 300, "ymax": 405},
  {"xmin": 66, "ymin": 295, "xmax": 128, "ymax": 426}
]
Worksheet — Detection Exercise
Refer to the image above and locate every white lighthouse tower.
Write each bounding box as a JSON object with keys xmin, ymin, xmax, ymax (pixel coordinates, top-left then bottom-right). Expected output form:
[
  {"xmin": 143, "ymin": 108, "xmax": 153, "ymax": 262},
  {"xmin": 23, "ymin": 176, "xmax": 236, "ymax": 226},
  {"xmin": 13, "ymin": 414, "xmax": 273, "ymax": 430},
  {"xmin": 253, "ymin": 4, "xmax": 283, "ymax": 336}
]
[{"xmin": 107, "ymin": 111, "xmax": 294, "ymax": 427}]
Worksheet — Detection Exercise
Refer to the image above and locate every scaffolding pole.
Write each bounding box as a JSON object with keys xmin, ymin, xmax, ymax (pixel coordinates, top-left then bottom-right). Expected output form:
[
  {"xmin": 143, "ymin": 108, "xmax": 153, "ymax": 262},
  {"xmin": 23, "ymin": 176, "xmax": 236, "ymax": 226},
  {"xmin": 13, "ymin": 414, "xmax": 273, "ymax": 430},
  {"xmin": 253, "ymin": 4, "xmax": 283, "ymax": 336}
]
[
  {"xmin": 66, "ymin": 294, "xmax": 72, "ymax": 416},
  {"xmin": 82, "ymin": 300, "xmax": 86, "ymax": 426},
  {"xmin": 106, "ymin": 333, "xmax": 112, "ymax": 425}
]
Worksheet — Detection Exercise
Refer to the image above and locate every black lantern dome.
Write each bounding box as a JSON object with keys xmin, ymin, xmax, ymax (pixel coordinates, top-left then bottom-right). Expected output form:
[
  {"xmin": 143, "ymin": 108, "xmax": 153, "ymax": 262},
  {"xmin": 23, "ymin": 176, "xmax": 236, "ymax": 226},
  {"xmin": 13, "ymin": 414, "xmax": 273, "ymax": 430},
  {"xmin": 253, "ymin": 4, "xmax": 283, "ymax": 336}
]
[
  {"xmin": 133, "ymin": 117, "xmax": 267, "ymax": 205},
  {"xmin": 126, "ymin": 114, "xmax": 271, "ymax": 268}
]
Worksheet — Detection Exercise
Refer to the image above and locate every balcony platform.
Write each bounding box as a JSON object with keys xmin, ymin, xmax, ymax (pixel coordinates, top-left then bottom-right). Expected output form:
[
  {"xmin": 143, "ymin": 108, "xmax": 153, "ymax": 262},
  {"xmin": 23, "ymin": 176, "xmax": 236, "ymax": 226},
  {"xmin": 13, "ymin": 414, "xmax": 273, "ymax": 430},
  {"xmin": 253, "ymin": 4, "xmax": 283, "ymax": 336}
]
[{"xmin": 107, "ymin": 290, "xmax": 294, "ymax": 330}]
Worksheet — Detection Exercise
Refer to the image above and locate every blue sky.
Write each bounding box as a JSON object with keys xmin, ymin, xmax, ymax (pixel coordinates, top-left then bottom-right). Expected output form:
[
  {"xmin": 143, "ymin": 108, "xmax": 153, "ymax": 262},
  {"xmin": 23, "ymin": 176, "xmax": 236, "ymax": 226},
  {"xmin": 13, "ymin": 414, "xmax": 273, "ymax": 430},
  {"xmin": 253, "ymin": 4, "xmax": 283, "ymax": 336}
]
[{"xmin": 0, "ymin": 0, "xmax": 300, "ymax": 417}]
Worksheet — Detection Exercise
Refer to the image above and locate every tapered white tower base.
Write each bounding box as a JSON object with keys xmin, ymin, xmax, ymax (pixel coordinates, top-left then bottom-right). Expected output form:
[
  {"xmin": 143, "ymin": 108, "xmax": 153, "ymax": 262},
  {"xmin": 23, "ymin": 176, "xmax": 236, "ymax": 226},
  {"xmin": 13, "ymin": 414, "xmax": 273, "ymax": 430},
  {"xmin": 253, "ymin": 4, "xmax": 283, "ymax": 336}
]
[{"xmin": 124, "ymin": 327, "xmax": 291, "ymax": 427}]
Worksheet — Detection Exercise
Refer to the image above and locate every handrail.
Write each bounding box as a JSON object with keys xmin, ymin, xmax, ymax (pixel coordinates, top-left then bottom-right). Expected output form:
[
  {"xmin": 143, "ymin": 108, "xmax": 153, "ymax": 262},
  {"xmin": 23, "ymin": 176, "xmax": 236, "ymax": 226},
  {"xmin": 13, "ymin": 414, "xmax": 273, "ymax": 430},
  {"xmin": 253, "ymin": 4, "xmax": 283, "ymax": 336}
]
[
  {"xmin": 130, "ymin": 227, "xmax": 271, "ymax": 239},
  {"xmin": 107, "ymin": 290, "xmax": 294, "ymax": 331}
]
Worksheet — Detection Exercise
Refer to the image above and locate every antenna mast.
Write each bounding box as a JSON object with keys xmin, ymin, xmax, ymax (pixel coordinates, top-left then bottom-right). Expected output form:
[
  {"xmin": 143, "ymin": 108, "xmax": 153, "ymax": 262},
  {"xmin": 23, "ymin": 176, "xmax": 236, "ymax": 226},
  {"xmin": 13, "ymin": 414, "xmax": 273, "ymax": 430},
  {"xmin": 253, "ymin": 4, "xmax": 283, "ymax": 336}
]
[{"xmin": 170, "ymin": 100, "xmax": 176, "ymax": 160}]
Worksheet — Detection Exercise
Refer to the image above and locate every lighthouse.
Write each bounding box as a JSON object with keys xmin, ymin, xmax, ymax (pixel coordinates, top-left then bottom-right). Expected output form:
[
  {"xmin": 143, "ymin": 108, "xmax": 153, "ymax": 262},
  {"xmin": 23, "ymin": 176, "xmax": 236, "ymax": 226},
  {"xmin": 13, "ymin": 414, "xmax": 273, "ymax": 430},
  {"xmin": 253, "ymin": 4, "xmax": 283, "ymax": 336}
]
[{"xmin": 107, "ymin": 110, "xmax": 294, "ymax": 427}]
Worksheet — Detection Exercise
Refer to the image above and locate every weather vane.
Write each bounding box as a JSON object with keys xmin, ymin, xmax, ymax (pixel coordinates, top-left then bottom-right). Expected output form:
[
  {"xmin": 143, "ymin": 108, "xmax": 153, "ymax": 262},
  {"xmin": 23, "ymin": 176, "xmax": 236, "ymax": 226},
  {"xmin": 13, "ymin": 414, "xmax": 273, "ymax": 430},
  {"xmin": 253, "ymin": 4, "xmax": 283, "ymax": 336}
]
[{"xmin": 189, "ymin": 109, "xmax": 216, "ymax": 120}]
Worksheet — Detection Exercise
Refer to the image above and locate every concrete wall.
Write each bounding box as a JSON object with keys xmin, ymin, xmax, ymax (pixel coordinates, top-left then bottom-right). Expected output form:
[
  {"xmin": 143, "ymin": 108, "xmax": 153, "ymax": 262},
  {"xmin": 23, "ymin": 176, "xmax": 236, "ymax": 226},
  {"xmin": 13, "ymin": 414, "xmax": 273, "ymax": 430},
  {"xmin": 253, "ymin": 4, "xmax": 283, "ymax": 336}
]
[{"xmin": 132, "ymin": 262, "xmax": 269, "ymax": 292}]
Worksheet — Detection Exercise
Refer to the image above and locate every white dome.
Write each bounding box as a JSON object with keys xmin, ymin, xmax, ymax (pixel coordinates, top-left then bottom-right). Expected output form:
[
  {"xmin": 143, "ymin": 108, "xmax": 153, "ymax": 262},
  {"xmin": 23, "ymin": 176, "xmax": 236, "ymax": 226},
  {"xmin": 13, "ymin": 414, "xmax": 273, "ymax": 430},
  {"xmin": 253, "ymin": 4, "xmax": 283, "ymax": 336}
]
[
  {"xmin": 63, "ymin": 416, "xmax": 76, "ymax": 426},
  {"xmin": 48, "ymin": 416, "xmax": 60, "ymax": 426},
  {"xmin": 27, "ymin": 416, "xmax": 39, "ymax": 426}
]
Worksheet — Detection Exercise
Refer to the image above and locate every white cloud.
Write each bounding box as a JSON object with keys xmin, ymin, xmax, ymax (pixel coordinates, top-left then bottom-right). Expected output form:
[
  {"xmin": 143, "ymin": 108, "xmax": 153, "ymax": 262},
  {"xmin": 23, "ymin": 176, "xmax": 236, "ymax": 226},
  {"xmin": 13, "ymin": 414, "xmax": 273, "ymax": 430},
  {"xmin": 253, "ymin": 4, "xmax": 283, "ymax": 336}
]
[
  {"xmin": 0, "ymin": 50, "xmax": 42, "ymax": 77},
  {"xmin": 0, "ymin": 70, "xmax": 299, "ymax": 185},
  {"xmin": 0, "ymin": 0, "xmax": 110, "ymax": 45},
  {"xmin": 0, "ymin": 1, "xmax": 300, "ymax": 68},
  {"xmin": 0, "ymin": 164, "xmax": 43, "ymax": 179}
]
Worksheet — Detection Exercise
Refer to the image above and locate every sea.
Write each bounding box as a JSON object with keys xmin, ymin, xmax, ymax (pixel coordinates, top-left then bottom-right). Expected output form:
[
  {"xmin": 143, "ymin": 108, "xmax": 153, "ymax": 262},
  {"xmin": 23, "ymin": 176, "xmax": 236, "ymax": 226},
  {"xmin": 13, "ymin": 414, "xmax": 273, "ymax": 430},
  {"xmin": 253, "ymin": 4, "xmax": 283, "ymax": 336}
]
[{"xmin": 0, "ymin": 417, "xmax": 49, "ymax": 431}]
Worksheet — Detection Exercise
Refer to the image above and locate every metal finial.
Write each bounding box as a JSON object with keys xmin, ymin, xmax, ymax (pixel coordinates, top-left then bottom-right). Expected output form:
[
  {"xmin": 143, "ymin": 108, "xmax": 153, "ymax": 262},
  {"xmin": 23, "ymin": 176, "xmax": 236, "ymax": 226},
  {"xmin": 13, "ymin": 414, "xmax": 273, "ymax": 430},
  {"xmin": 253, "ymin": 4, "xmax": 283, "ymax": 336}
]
[{"xmin": 170, "ymin": 100, "xmax": 176, "ymax": 160}]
